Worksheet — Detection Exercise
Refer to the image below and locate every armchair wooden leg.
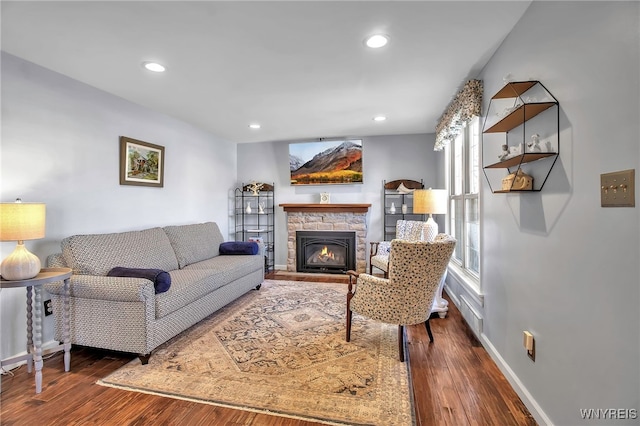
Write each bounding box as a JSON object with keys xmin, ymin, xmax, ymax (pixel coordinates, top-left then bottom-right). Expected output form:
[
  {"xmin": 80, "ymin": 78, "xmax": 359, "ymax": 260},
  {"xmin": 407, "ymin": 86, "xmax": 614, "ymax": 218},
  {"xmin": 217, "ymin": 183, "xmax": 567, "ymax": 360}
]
[
  {"xmin": 346, "ymin": 284, "xmax": 354, "ymax": 342},
  {"xmin": 346, "ymin": 271, "xmax": 358, "ymax": 342},
  {"xmin": 398, "ymin": 325, "xmax": 405, "ymax": 362},
  {"xmin": 425, "ymin": 319, "xmax": 434, "ymax": 342}
]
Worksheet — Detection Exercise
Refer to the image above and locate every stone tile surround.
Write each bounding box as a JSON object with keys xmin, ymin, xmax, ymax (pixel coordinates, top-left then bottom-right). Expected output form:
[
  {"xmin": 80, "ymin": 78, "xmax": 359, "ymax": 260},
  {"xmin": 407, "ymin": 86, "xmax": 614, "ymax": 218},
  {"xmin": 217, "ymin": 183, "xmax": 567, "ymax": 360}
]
[{"xmin": 280, "ymin": 204, "xmax": 370, "ymax": 273}]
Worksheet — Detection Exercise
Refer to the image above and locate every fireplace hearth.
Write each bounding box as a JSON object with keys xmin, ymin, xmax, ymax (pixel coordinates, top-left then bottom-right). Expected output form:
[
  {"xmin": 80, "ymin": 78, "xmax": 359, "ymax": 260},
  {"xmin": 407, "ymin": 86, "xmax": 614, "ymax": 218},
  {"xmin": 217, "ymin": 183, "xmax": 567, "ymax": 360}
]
[{"xmin": 296, "ymin": 231, "xmax": 356, "ymax": 274}]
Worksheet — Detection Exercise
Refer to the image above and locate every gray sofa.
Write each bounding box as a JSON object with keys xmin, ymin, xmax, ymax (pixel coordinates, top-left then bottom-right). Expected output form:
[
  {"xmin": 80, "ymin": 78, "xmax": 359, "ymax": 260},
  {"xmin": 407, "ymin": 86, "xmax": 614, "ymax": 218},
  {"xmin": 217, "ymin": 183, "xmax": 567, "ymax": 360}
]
[{"xmin": 45, "ymin": 222, "xmax": 264, "ymax": 361}]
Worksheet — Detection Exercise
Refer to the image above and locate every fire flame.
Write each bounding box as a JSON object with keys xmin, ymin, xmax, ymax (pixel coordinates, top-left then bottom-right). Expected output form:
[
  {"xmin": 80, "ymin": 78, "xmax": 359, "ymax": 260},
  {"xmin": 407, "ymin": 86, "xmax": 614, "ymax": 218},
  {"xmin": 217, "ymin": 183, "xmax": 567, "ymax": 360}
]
[{"xmin": 319, "ymin": 246, "xmax": 335, "ymax": 260}]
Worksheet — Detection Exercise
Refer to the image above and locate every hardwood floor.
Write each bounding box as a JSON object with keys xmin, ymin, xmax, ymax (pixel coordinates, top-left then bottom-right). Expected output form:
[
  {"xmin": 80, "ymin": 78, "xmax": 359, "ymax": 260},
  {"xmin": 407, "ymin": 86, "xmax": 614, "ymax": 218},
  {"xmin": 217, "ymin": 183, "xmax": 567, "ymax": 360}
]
[{"xmin": 0, "ymin": 272, "xmax": 536, "ymax": 425}]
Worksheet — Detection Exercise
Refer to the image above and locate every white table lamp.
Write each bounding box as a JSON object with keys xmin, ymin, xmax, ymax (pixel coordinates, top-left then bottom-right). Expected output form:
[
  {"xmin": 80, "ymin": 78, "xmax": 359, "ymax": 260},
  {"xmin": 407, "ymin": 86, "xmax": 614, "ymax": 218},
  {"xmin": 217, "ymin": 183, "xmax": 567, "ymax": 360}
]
[
  {"xmin": 0, "ymin": 200, "xmax": 46, "ymax": 280},
  {"xmin": 413, "ymin": 188, "xmax": 447, "ymax": 242}
]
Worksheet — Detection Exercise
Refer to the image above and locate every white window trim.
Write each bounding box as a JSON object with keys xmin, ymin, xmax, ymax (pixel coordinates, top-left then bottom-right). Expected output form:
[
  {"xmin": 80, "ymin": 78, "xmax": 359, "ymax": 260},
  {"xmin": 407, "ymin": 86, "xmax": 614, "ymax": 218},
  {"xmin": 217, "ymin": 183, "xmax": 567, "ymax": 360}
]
[
  {"xmin": 445, "ymin": 117, "xmax": 482, "ymax": 300},
  {"xmin": 447, "ymin": 262, "xmax": 484, "ymax": 307}
]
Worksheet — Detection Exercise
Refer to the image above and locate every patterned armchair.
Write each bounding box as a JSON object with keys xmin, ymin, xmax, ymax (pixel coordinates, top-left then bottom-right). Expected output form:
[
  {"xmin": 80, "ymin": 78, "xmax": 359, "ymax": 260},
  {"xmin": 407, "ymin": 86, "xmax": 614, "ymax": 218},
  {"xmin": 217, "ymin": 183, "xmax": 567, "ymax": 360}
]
[
  {"xmin": 369, "ymin": 220, "xmax": 426, "ymax": 276},
  {"xmin": 346, "ymin": 236, "xmax": 456, "ymax": 361}
]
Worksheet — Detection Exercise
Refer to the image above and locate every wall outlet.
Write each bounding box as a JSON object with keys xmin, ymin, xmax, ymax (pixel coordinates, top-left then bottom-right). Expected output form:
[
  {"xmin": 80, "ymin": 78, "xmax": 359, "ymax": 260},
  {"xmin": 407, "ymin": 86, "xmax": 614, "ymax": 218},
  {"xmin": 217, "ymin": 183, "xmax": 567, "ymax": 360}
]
[{"xmin": 44, "ymin": 299, "xmax": 53, "ymax": 316}]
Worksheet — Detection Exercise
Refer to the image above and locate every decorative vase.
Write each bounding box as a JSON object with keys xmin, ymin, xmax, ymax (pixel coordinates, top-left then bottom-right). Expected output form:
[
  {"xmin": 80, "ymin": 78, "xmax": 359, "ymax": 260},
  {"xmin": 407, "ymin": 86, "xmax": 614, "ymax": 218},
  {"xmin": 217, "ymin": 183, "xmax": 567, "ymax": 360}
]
[
  {"xmin": 246, "ymin": 202, "xmax": 252, "ymax": 214},
  {"xmin": 390, "ymin": 202, "xmax": 396, "ymax": 214},
  {"xmin": 401, "ymin": 204, "xmax": 407, "ymax": 214}
]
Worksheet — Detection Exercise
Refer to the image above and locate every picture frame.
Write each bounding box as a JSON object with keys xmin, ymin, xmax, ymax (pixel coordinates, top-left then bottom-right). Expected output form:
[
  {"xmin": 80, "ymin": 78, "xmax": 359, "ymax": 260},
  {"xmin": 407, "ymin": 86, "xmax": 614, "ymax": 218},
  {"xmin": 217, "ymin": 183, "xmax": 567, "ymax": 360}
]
[
  {"xmin": 119, "ymin": 136, "xmax": 165, "ymax": 187},
  {"xmin": 289, "ymin": 139, "xmax": 363, "ymax": 185}
]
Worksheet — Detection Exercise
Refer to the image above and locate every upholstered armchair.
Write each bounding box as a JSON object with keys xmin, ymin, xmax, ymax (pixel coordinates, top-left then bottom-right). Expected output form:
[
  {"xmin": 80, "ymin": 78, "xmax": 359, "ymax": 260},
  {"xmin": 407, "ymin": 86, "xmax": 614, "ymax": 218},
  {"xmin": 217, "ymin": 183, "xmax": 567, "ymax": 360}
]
[
  {"xmin": 369, "ymin": 220, "xmax": 426, "ymax": 276},
  {"xmin": 370, "ymin": 220, "xmax": 453, "ymax": 318},
  {"xmin": 346, "ymin": 236, "xmax": 456, "ymax": 361}
]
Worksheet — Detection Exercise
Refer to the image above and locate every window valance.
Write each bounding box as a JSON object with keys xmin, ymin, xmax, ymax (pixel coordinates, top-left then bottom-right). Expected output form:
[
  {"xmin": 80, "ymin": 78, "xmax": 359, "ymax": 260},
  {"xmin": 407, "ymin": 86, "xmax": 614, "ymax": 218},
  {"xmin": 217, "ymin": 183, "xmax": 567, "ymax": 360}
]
[{"xmin": 434, "ymin": 79, "xmax": 483, "ymax": 151}]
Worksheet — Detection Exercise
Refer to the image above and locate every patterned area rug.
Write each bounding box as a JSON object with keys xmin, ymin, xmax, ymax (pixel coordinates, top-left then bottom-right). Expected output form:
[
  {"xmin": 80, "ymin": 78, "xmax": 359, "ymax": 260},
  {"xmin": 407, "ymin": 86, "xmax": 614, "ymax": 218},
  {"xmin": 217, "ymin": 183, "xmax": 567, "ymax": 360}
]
[{"xmin": 97, "ymin": 280, "xmax": 414, "ymax": 425}]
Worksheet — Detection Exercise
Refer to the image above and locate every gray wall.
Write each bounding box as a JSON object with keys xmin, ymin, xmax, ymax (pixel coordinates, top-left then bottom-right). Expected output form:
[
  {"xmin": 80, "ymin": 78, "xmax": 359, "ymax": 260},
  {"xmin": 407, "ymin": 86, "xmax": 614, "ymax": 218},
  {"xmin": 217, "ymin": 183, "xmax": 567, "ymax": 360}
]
[
  {"xmin": 0, "ymin": 52, "xmax": 238, "ymax": 358},
  {"xmin": 237, "ymin": 134, "xmax": 443, "ymax": 269},
  {"xmin": 2, "ymin": 2, "xmax": 639, "ymax": 424},
  {"xmin": 450, "ymin": 2, "xmax": 639, "ymax": 425}
]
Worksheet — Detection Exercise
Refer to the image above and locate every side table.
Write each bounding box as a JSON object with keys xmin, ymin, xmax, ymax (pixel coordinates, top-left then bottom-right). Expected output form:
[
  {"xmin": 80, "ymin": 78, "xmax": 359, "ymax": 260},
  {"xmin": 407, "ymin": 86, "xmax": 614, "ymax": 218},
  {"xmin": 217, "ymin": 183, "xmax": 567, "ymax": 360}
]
[{"xmin": 0, "ymin": 267, "xmax": 72, "ymax": 394}]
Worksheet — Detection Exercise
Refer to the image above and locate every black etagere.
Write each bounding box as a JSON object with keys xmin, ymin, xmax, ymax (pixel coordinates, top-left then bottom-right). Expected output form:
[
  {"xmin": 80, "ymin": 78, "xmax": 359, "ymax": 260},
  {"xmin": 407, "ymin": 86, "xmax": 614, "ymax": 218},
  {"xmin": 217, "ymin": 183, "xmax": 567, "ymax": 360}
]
[{"xmin": 234, "ymin": 183, "xmax": 275, "ymax": 272}]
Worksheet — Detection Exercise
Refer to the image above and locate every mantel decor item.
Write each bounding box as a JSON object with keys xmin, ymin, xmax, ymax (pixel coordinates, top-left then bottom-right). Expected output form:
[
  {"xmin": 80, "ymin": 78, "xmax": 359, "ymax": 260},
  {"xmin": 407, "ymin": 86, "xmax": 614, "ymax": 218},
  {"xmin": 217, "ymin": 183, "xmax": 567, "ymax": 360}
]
[
  {"xmin": 289, "ymin": 139, "xmax": 363, "ymax": 185},
  {"xmin": 320, "ymin": 192, "xmax": 331, "ymax": 204},
  {"xmin": 413, "ymin": 188, "xmax": 447, "ymax": 241},
  {"xmin": 0, "ymin": 199, "xmax": 46, "ymax": 280},
  {"xmin": 120, "ymin": 136, "xmax": 164, "ymax": 187}
]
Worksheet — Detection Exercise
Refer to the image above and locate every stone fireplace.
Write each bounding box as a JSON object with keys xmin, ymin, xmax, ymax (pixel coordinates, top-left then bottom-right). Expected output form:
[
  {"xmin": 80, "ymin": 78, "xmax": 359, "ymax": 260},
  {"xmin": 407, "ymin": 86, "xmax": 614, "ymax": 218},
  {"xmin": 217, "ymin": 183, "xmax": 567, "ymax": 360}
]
[
  {"xmin": 296, "ymin": 230, "xmax": 356, "ymax": 274},
  {"xmin": 280, "ymin": 203, "xmax": 371, "ymax": 273}
]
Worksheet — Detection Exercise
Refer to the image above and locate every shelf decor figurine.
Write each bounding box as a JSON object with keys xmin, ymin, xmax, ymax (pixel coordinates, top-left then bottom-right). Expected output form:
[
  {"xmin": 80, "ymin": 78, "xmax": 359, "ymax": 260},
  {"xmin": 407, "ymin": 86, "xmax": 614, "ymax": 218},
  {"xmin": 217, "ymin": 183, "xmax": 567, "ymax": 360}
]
[
  {"xmin": 389, "ymin": 202, "xmax": 396, "ymax": 214},
  {"xmin": 401, "ymin": 204, "xmax": 408, "ymax": 214},
  {"xmin": 245, "ymin": 202, "xmax": 252, "ymax": 214},
  {"xmin": 498, "ymin": 144, "xmax": 509, "ymax": 161},
  {"xmin": 528, "ymin": 133, "xmax": 541, "ymax": 152},
  {"xmin": 246, "ymin": 181, "xmax": 264, "ymax": 195},
  {"xmin": 258, "ymin": 202, "xmax": 265, "ymax": 214}
]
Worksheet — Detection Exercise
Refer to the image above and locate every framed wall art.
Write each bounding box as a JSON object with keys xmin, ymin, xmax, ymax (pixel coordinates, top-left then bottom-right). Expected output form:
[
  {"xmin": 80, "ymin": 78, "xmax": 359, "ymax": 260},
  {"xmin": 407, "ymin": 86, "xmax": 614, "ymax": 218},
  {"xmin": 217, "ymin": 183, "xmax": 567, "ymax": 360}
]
[
  {"xmin": 119, "ymin": 136, "xmax": 165, "ymax": 187},
  {"xmin": 289, "ymin": 139, "xmax": 363, "ymax": 185}
]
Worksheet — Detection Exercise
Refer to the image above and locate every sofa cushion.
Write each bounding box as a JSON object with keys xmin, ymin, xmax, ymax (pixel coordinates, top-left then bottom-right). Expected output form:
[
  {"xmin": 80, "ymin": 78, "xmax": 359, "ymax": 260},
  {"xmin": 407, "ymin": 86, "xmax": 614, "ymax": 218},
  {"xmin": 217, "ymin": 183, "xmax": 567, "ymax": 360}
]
[
  {"xmin": 219, "ymin": 241, "xmax": 259, "ymax": 255},
  {"xmin": 62, "ymin": 227, "xmax": 179, "ymax": 275},
  {"xmin": 163, "ymin": 222, "xmax": 225, "ymax": 269},
  {"xmin": 107, "ymin": 267, "xmax": 172, "ymax": 294},
  {"xmin": 155, "ymin": 269, "xmax": 227, "ymax": 318},
  {"xmin": 156, "ymin": 254, "xmax": 262, "ymax": 318},
  {"xmin": 183, "ymin": 254, "xmax": 264, "ymax": 283}
]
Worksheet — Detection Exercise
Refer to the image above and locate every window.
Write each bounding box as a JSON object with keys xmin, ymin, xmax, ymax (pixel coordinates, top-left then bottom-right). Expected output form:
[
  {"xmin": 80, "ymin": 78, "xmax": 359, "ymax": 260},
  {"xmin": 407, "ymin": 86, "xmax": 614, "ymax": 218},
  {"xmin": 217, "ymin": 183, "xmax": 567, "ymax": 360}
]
[{"xmin": 447, "ymin": 117, "xmax": 480, "ymax": 280}]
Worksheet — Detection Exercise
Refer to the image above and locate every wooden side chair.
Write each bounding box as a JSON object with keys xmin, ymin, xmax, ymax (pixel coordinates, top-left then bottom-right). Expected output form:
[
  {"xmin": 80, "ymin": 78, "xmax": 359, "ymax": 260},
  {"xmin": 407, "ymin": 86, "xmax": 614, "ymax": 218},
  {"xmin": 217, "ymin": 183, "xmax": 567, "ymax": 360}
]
[{"xmin": 346, "ymin": 236, "xmax": 456, "ymax": 362}]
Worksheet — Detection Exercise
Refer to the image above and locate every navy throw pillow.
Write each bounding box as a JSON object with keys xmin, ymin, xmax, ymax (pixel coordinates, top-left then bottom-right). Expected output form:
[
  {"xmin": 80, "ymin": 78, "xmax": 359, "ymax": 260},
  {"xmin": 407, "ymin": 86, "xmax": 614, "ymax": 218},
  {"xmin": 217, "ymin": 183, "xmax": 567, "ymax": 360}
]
[
  {"xmin": 219, "ymin": 241, "xmax": 259, "ymax": 255},
  {"xmin": 107, "ymin": 267, "xmax": 171, "ymax": 294}
]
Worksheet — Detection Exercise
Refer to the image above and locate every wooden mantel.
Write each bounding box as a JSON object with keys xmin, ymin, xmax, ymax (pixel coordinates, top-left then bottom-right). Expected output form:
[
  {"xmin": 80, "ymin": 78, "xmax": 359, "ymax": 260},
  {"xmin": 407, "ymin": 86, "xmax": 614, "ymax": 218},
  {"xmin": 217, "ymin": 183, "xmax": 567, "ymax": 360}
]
[{"xmin": 279, "ymin": 203, "xmax": 371, "ymax": 213}]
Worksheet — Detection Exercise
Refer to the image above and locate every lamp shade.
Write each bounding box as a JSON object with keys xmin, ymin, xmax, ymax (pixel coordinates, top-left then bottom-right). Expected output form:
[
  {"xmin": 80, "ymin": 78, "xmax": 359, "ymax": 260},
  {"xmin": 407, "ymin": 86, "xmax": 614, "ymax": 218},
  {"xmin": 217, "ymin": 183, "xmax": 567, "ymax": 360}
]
[
  {"xmin": 413, "ymin": 189, "xmax": 447, "ymax": 215},
  {"xmin": 0, "ymin": 203, "xmax": 46, "ymax": 241}
]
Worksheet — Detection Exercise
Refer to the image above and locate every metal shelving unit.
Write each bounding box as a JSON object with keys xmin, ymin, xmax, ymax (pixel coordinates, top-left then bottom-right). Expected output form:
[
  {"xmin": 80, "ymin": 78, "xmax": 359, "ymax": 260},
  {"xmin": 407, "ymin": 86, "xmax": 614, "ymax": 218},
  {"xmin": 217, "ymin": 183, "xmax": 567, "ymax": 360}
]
[{"xmin": 234, "ymin": 183, "xmax": 275, "ymax": 272}]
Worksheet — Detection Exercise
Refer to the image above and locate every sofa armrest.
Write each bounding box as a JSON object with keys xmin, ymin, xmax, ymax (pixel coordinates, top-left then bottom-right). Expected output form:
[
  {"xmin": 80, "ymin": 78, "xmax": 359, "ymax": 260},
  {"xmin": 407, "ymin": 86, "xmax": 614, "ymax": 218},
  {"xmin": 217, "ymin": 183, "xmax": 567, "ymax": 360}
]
[{"xmin": 44, "ymin": 275, "xmax": 155, "ymax": 303}]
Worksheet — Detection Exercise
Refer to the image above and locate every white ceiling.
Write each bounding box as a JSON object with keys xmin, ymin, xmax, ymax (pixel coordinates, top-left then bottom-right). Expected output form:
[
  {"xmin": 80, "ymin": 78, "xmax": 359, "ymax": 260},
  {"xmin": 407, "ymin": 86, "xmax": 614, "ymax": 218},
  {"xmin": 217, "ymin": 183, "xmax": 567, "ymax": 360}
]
[{"xmin": 1, "ymin": 1, "xmax": 531, "ymax": 144}]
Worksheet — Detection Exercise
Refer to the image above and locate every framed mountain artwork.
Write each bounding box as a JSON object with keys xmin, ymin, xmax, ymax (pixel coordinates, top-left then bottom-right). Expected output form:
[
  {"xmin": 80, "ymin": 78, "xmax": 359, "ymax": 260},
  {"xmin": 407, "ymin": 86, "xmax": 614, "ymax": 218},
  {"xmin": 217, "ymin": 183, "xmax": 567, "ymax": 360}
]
[{"xmin": 289, "ymin": 139, "xmax": 363, "ymax": 185}]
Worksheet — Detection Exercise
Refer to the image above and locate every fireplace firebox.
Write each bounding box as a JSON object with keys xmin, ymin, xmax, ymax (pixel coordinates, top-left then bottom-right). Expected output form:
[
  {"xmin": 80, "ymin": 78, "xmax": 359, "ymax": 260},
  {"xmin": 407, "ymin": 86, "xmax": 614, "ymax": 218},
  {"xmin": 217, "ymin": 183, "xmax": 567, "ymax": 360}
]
[{"xmin": 296, "ymin": 231, "xmax": 356, "ymax": 274}]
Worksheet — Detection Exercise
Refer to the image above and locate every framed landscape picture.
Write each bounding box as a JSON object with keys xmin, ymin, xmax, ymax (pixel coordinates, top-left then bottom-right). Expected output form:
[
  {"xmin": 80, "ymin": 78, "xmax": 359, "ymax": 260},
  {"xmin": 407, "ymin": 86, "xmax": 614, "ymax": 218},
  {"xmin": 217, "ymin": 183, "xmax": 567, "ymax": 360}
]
[
  {"xmin": 119, "ymin": 136, "xmax": 164, "ymax": 187},
  {"xmin": 289, "ymin": 139, "xmax": 363, "ymax": 185}
]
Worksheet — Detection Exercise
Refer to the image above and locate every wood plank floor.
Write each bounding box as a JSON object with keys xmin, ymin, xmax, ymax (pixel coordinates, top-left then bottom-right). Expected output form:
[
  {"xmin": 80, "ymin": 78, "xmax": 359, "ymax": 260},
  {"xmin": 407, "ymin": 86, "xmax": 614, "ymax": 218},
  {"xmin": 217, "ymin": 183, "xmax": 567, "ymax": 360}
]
[{"xmin": 0, "ymin": 273, "xmax": 536, "ymax": 425}]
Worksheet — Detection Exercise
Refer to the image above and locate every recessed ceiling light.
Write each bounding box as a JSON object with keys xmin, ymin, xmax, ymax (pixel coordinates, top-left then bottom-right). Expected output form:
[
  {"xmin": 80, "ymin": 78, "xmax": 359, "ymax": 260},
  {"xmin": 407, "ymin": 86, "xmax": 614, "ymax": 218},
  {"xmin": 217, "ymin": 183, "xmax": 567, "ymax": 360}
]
[
  {"xmin": 142, "ymin": 62, "xmax": 166, "ymax": 72},
  {"xmin": 249, "ymin": 123, "xmax": 261, "ymax": 129},
  {"xmin": 373, "ymin": 116, "xmax": 387, "ymax": 122},
  {"xmin": 365, "ymin": 34, "xmax": 389, "ymax": 48}
]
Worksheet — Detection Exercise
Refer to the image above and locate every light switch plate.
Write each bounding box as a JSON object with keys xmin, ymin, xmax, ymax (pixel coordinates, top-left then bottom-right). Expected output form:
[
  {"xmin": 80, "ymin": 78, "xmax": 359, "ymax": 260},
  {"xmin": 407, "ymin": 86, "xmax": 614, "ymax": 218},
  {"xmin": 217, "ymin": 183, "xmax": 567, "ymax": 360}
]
[{"xmin": 601, "ymin": 169, "xmax": 635, "ymax": 207}]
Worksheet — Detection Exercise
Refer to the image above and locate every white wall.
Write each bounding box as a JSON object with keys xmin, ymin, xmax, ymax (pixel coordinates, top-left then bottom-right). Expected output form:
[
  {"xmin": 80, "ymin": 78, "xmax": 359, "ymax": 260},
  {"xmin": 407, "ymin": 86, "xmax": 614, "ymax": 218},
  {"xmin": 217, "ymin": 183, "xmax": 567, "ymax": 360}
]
[
  {"xmin": 0, "ymin": 53, "xmax": 238, "ymax": 359},
  {"xmin": 237, "ymin": 134, "xmax": 443, "ymax": 268},
  {"xmin": 470, "ymin": 2, "xmax": 639, "ymax": 425}
]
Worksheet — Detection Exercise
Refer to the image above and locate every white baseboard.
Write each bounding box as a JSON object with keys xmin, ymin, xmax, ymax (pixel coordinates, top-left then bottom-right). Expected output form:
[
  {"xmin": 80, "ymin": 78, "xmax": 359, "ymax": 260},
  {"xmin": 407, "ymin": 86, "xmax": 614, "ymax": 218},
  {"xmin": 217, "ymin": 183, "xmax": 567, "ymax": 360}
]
[
  {"xmin": 445, "ymin": 281, "xmax": 552, "ymax": 425},
  {"xmin": 1, "ymin": 339, "xmax": 59, "ymax": 371},
  {"xmin": 480, "ymin": 334, "xmax": 554, "ymax": 426}
]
